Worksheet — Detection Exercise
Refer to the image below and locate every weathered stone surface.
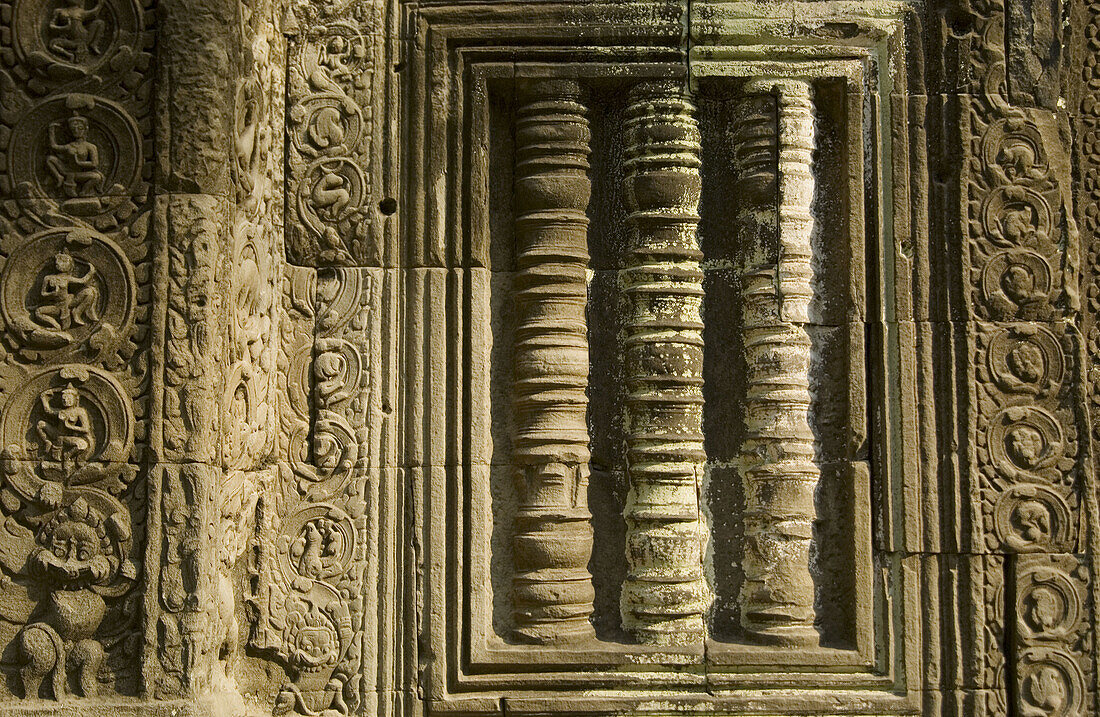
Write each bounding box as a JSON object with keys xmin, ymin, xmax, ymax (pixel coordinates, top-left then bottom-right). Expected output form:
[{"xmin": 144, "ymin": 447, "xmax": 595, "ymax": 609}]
[{"xmin": 0, "ymin": 0, "xmax": 1098, "ymax": 715}]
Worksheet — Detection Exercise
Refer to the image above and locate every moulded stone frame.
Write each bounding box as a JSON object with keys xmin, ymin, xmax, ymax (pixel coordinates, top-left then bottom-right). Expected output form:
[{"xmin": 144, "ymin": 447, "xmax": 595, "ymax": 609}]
[{"xmin": 407, "ymin": 2, "xmax": 929, "ymax": 714}]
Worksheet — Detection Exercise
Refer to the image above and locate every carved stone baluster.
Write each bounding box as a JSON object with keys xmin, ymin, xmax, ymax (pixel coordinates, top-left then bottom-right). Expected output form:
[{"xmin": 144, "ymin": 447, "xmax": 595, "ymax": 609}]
[
  {"xmin": 735, "ymin": 79, "xmax": 821, "ymax": 646},
  {"xmin": 511, "ymin": 79, "xmax": 596, "ymax": 644},
  {"xmin": 619, "ymin": 81, "xmax": 709, "ymax": 645}
]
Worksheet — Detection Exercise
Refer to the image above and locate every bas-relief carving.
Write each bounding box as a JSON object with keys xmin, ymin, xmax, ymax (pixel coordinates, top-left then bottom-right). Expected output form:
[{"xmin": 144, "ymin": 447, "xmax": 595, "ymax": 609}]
[
  {"xmin": 1, "ymin": 0, "xmax": 1100, "ymax": 714},
  {"xmin": 0, "ymin": 0, "xmax": 150, "ymax": 683}
]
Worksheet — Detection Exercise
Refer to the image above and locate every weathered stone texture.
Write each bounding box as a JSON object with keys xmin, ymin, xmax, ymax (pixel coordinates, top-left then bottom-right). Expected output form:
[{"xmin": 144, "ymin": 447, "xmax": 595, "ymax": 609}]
[{"xmin": 0, "ymin": 0, "xmax": 1099, "ymax": 715}]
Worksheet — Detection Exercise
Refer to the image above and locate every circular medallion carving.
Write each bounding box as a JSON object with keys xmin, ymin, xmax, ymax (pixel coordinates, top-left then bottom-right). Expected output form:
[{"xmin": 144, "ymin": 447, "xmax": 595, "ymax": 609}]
[
  {"xmin": 288, "ymin": 412, "xmax": 357, "ymax": 494},
  {"xmin": 296, "ymin": 157, "xmax": 366, "ymax": 239},
  {"xmin": 278, "ymin": 504, "xmax": 355, "ymax": 585},
  {"xmin": 982, "ymin": 186, "xmax": 1052, "ymax": 248},
  {"xmin": 981, "ymin": 117, "xmax": 1049, "ymax": 183},
  {"xmin": 1018, "ymin": 648, "xmax": 1085, "ymax": 717},
  {"xmin": 993, "ymin": 484, "xmax": 1072, "ymax": 552},
  {"xmin": 8, "ymin": 94, "xmax": 142, "ymax": 213},
  {"xmin": 313, "ymin": 338, "xmax": 361, "ymax": 411},
  {"xmin": 10, "ymin": 0, "xmax": 142, "ymax": 77},
  {"xmin": 981, "ymin": 249, "xmax": 1053, "ymax": 318},
  {"xmin": 988, "ymin": 406, "xmax": 1064, "ymax": 482},
  {"xmin": 986, "ymin": 325, "xmax": 1064, "ymax": 398},
  {"xmin": 0, "ymin": 227, "xmax": 135, "ymax": 358},
  {"xmin": 1017, "ymin": 567, "xmax": 1083, "ymax": 641},
  {"xmin": 289, "ymin": 92, "xmax": 364, "ymax": 158}
]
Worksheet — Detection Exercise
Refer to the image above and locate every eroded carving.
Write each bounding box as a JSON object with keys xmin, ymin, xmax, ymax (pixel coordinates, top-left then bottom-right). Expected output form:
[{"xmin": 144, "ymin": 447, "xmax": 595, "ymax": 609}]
[{"xmin": 734, "ymin": 79, "xmax": 820, "ymax": 646}]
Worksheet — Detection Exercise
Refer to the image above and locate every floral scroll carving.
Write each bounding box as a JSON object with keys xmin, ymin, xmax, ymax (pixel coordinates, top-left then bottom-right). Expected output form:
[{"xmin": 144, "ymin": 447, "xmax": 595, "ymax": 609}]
[
  {"xmin": 255, "ymin": 266, "xmax": 371, "ymax": 717},
  {"xmin": 285, "ymin": 22, "xmax": 376, "ymax": 266}
]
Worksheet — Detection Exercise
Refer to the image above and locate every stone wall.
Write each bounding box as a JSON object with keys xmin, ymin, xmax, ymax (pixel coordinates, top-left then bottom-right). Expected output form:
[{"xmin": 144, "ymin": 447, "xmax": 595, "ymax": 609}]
[{"xmin": 0, "ymin": 0, "xmax": 1096, "ymax": 715}]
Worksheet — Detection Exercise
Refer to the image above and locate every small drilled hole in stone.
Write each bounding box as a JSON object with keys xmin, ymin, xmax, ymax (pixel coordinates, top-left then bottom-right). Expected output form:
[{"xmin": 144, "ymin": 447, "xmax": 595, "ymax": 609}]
[{"xmin": 379, "ymin": 197, "xmax": 398, "ymax": 215}]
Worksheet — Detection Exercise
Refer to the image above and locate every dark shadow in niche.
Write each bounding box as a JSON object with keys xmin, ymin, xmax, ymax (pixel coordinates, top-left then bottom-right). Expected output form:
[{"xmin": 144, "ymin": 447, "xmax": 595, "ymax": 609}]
[
  {"xmin": 585, "ymin": 81, "xmax": 631, "ymax": 642},
  {"xmin": 808, "ymin": 79, "xmax": 859, "ymax": 650},
  {"xmin": 487, "ymin": 84, "xmax": 519, "ymax": 640},
  {"xmin": 696, "ymin": 85, "xmax": 750, "ymax": 643}
]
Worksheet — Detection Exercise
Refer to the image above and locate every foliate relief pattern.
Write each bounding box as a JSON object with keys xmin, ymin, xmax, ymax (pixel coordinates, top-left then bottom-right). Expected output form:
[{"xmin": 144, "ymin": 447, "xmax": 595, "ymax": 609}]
[
  {"xmin": 209, "ymin": 0, "xmax": 283, "ymax": 692},
  {"xmin": 1012, "ymin": 555, "xmax": 1092, "ymax": 717},
  {"xmin": 619, "ymin": 81, "xmax": 708, "ymax": 647},
  {"xmin": 966, "ymin": 108, "xmax": 1077, "ymax": 321},
  {"xmin": 255, "ymin": 267, "xmax": 371, "ymax": 717},
  {"xmin": 734, "ymin": 80, "xmax": 820, "ymax": 646},
  {"xmin": 1079, "ymin": 0, "xmax": 1100, "ymax": 529},
  {"xmin": 975, "ymin": 323, "xmax": 1079, "ymax": 553},
  {"xmin": 285, "ymin": 25, "xmax": 375, "ymax": 266},
  {"xmin": 510, "ymin": 79, "xmax": 596, "ymax": 645}
]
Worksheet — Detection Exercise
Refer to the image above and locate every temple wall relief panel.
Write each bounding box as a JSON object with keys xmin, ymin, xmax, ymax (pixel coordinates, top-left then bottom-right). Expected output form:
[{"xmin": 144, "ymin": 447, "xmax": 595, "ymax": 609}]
[{"xmin": 0, "ymin": 0, "xmax": 1096, "ymax": 715}]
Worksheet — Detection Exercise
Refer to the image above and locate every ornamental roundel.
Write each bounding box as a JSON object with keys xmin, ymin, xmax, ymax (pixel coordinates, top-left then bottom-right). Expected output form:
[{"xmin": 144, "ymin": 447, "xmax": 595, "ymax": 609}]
[
  {"xmin": 296, "ymin": 157, "xmax": 367, "ymax": 239},
  {"xmin": 8, "ymin": 0, "xmax": 142, "ymax": 77},
  {"xmin": 1016, "ymin": 566, "xmax": 1084, "ymax": 642},
  {"xmin": 981, "ymin": 117, "xmax": 1049, "ymax": 184},
  {"xmin": 288, "ymin": 412, "xmax": 357, "ymax": 494},
  {"xmin": 993, "ymin": 483, "xmax": 1073, "ymax": 553},
  {"xmin": 313, "ymin": 337, "xmax": 362, "ymax": 411},
  {"xmin": 1017, "ymin": 647, "xmax": 1086, "ymax": 717},
  {"xmin": 0, "ymin": 364, "xmax": 134, "ymax": 493},
  {"xmin": 981, "ymin": 249, "xmax": 1053, "ymax": 318},
  {"xmin": 289, "ymin": 92, "xmax": 364, "ymax": 159},
  {"xmin": 986, "ymin": 325, "xmax": 1064, "ymax": 398},
  {"xmin": 987, "ymin": 406, "xmax": 1065, "ymax": 483},
  {"xmin": 982, "ymin": 186, "xmax": 1053, "ymax": 248},
  {"xmin": 0, "ymin": 227, "xmax": 135, "ymax": 359},
  {"xmin": 277, "ymin": 503, "xmax": 356, "ymax": 585},
  {"xmin": 7, "ymin": 94, "xmax": 142, "ymax": 212}
]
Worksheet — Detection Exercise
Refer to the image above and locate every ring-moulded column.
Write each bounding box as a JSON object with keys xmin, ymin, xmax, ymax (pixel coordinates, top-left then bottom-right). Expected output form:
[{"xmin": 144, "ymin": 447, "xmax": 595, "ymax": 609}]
[
  {"xmin": 510, "ymin": 79, "xmax": 597, "ymax": 645},
  {"xmin": 736, "ymin": 79, "xmax": 821, "ymax": 646},
  {"xmin": 620, "ymin": 81, "xmax": 709, "ymax": 646}
]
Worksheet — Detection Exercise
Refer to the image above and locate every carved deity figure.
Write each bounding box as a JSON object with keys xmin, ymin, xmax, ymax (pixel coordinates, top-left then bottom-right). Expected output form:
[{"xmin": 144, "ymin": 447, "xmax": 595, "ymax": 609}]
[
  {"xmin": 1012, "ymin": 500, "xmax": 1053, "ymax": 544},
  {"xmin": 34, "ymin": 252, "xmax": 101, "ymax": 332},
  {"xmin": 290, "ymin": 519, "xmax": 342, "ymax": 580},
  {"xmin": 1026, "ymin": 664, "xmax": 1068, "ymax": 712},
  {"xmin": 1001, "ymin": 263, "xmax": 1045, "ymax": 309},
  {"xmin": 308, "ymin": 106, "xmax": 347, "ymax": 151},
  {"xmin": 18, "ymin": 497, "xmax": 128, "ymax": 699},
  {"xmin": 1025, "ymin": 586, "xmax": 1061, "ymax": 631},
  {"xmin": 46, "ymin": 0, "xmax": 106, "ymax": 64},
  {"xmin": 1007, "ymin": 425, "xmax": 1045, "ymax": 469},
  {"xmin": 46, "ymin": 114, "xmax": 105, "ymax": 197},
  {"xmin": 36, "ymin": 384, "xmax": 94, "ymax": 466},
  {"xmin": 312, "ymin": 431, "xmax": 342, "ymax": 477},
  {"xmin": 313, "ymin": 35, "xmax": 362, "ymax": 90},
  {"xmin": 998, "ymin": 203, "xmax": 1044, "ymax": 246}
]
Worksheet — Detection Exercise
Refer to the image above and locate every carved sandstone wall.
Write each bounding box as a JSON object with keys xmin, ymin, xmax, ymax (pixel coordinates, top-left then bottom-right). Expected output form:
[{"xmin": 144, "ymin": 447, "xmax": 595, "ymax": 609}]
[{"xmin": 0, "ymin": 0, "xmax": 1097, "ymax": 716}]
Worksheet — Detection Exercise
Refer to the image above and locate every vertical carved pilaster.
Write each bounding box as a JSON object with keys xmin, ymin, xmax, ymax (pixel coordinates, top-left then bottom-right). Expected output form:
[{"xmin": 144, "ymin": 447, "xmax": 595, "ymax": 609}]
[
  {"xmin": 511, "ymin": 79, "xmax": 596, "ymax": 644},
  {"xmin": 735, "ymin": 79, "xmax": 820, "ymax": 646},
  {"xmin": 619, "ymin": 81, "xmax": 709, "ymax": 645}
]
